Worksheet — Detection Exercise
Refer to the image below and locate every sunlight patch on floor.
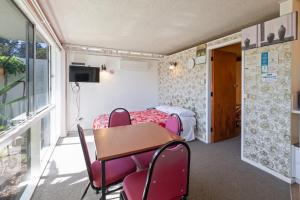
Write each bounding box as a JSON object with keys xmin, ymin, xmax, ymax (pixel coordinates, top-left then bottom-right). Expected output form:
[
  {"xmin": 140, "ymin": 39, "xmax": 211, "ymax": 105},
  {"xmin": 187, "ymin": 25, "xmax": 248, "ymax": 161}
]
[
  {"xmin": 59, "ymin": 135, "xmax": 95, "ymax": 145},
  {"xmin": 51, "ymin": 176, "xmax": 71, "ymax": 185},
  {"xmin": 42, "ymin": 137, "xmax": 97, "ymax": 177},
  {"xmin": 69, "ymin": 177, "xmax": 88, "ymax": 185}
]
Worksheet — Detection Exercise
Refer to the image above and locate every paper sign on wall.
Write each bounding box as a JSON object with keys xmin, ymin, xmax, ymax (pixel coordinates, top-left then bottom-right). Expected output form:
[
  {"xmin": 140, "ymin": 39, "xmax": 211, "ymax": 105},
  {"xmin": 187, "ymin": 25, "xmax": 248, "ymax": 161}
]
[
  {"xmin": 261, "ymin": 52, "xmax": 268, "ymax": 66},
  {"xmin": 261, "ymin": 51, "xmax": 278, "ymax": 82},
  {"xmin": 262, "ymin": 72, "xmax": 278, "ymax": 82}
]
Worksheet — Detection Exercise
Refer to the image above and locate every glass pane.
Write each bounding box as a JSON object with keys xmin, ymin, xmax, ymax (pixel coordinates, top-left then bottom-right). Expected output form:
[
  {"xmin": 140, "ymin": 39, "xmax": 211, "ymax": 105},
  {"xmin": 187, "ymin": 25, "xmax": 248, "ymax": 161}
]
[
  {"xmin": 0, "ymin": 0, "xmax": 33, "ymax": 131},
  {"xmin": 0, "ymin": 129, "xmax": 31, "ymax": 199},
  {"xmin": 41, "ymin": 113, "xmax": 50, "ymax": 153},
  {"xmin": 35, "ymin": 33, "xmax": 49, "ymax": 111}
]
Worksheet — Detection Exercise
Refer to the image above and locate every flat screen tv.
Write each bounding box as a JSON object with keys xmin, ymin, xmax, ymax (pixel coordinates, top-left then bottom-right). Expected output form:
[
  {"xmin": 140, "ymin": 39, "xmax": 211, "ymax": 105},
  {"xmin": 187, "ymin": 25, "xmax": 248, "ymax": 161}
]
[{"xmin": 69, "ymin": 65, "xmax": 100, "ymax": 83}]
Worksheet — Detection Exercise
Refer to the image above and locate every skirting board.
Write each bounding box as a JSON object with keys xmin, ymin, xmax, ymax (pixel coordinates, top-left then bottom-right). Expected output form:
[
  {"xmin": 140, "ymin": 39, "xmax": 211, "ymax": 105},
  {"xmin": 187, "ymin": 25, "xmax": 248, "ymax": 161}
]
[
  {"xmin": 242, "ymin": 156, "xmax": 292, "ymax": 183},
  {"xmin": 195, "ymin": 136, "xmax": 209, "ymax": 144}
]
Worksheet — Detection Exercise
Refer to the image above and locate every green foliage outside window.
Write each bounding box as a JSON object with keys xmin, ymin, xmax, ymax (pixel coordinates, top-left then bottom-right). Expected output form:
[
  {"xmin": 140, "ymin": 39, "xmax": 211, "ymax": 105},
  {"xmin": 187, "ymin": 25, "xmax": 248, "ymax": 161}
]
[
  {"xmin": 0, "ymin": 56, "xmax": 25, "ymax": 75},
  {"xmin": 0, "ymin": 55, "xmax": 26, "ymax": 131}
]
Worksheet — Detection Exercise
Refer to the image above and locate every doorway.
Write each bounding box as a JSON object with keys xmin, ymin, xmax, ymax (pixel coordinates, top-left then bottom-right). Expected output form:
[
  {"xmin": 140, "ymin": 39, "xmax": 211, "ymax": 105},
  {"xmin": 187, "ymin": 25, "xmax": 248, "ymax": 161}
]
[{"xmin": 211, "ymin": 43, "xmax": 241, "ymax": 143}]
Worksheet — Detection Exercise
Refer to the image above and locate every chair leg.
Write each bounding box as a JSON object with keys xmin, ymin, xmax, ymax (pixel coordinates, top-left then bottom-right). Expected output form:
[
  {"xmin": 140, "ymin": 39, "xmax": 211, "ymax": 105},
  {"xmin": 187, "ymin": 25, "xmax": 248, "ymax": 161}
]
[
  {"xmin": 120, "ymin": 191, "xmax": 127, "ymax": 200},
  {"xmin": 106, "ymin": 185, "xmax": 122, "ymax": 194},
  {"xmin": 181, "ymin": 196, "xmax": 187, "ymax": 200},
  {"xmin": 81, "ymin": 182, "xmax": 91, "ymax": 200}
]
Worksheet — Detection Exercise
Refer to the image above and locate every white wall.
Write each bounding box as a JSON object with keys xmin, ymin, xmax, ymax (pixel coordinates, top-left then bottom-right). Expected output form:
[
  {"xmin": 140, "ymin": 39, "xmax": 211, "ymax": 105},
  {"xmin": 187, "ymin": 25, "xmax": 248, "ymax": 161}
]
[{"xmin": 66, "ymin": 52, "xmax": 159, "ymax": 131}]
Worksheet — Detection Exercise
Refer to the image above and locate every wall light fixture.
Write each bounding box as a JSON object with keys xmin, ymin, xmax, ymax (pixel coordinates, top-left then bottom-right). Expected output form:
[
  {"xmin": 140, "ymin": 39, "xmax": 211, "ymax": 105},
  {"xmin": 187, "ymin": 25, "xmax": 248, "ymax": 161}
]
[
  {"xmin": 101, "ymin": 64, "xmax": 107, "ymax": 71},
  {"xmin": 169, "ymin": 62, "xmax": 177, "ymax": 70}
]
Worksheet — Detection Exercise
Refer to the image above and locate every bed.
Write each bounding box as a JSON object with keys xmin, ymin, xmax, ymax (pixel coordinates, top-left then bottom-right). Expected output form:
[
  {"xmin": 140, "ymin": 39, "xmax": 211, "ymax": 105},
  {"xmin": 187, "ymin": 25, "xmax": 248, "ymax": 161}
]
[{"xmin": 93, "ymin": 106, "xmax": 196, "ymax": 141}]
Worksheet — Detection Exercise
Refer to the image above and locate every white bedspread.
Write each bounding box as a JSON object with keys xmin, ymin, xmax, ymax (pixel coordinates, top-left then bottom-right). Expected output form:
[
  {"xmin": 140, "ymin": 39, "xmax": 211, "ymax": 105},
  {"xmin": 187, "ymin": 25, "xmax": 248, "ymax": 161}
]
[{"xmin": 180, "ymin": 116, "xmax": 196, "ymax": 141}]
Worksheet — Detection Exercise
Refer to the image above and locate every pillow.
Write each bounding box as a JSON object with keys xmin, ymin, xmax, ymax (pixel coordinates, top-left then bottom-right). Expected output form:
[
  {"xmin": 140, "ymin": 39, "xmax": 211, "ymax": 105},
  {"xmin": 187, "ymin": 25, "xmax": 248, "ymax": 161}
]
[
  {"xmin": 155, "ymin": 105, "xmax": 195, "ymax": 117},
  {"xmin": 168, "ymin": 106, "xmax": 195, "ymax": 117},
  {"xmin": 155, "ymin": 105, "xmax": 172, "ymax": 113}
]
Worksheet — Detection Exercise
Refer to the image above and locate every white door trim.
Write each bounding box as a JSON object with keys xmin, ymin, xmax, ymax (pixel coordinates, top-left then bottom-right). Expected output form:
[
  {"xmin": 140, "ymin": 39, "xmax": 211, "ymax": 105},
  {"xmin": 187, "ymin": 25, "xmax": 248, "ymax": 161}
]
[{"xmin": 205, "ymin": 37, "xmax": 242, "ymax": 144}]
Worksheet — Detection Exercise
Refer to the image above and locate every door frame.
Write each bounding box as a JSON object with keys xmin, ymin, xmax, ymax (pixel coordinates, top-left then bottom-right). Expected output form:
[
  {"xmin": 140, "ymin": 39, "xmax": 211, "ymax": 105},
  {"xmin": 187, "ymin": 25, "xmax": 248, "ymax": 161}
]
[{"xmin": 205, "ymin": 37, "xmax": 243, "ymax": 144}]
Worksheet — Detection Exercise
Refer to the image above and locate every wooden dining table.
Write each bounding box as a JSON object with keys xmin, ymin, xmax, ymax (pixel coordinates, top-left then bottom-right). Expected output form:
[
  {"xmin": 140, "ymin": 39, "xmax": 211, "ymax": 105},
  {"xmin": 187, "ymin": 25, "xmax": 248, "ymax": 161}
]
[{"xmin": 93, "ymin": 122, "xmax": 183, "ymax": 200}]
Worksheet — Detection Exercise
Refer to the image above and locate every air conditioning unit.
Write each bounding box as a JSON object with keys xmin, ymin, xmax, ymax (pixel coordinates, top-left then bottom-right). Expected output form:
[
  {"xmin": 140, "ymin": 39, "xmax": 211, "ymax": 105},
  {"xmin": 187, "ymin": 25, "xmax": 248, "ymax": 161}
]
[{"xmin": 120, "ymin": 59, "xmax": 149, "ymax": 71}]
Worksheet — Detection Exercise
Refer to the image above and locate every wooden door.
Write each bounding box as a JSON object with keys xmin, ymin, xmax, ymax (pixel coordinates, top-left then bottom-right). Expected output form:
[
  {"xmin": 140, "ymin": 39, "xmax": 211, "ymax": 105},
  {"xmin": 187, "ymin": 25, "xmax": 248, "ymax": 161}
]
[{"xmin": 211, "ymin": 50, "xmax": 237, "ymax": 142}]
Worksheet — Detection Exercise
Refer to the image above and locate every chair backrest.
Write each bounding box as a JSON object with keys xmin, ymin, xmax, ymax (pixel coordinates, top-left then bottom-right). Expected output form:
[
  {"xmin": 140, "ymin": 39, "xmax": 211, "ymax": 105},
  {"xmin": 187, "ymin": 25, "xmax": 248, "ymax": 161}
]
[
  {"xmin": 108, "ymin": 108, "xmax": 131, "ymax": 127},
  {"xmin": 77, "ymin": 124, "xmax": 94, "ymax": 185},
  {"xmin": 170, "ymin": 113, "xmax": 183, "ymax": 134},
  {"xmin": 165, "ymin": 113, "xmax": 183, "ymax": 135},
  {"xmin": 143, "ymin": 141, "xmax": 190, "ymax": 200}
]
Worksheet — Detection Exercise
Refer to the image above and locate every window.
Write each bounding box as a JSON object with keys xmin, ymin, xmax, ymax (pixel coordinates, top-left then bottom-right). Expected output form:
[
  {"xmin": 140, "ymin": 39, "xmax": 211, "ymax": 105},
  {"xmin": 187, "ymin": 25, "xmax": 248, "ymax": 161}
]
[
  {"xmin": 0, "ymin": 0, "xmax": 33, "ymax": 131},
  {"xmin": 35, "ymin": 33, "xmax": 50, "ymax": 111},
  {"xmin": 41, "ymin": 113, "xmax": 51, "ymax": 155},
  {"xmin": 0, "ymin": 1, "xmax": 60, "ymax": 199},
  {"xmin": 0, "ymin": 129, "xmax": 31, "ymax": 199},
  {"xmin": 0, "ymin": 1, "xmax": 51, "ymax": 133}
]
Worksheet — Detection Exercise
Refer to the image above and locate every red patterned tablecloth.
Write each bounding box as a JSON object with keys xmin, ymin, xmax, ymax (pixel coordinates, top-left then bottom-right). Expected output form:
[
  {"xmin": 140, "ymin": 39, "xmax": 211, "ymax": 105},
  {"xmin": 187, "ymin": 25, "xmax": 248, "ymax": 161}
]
[{"xmin": 93, "ymin": 109, "xmax": 169, "ymax": 129}]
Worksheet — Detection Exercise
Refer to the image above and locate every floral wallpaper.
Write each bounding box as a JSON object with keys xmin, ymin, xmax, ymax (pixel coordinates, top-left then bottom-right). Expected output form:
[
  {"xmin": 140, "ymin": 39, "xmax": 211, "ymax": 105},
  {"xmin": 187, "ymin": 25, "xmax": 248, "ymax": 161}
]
[
  {"xmin": 243, "ymin": 42, "xmax": 292, "ymax": 178},
  {"xmin": 158, "ymin": 32, "xmax": 293, "ymax": 179},
  {"xmin": 158, "ymin": 47, "xmax": 207, "ymax": 141}
]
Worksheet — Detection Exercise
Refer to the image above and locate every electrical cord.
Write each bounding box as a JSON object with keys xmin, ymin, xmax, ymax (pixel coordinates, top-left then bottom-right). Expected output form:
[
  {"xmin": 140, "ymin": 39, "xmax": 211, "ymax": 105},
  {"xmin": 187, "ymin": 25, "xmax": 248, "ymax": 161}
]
[{"xmin": 71, "ymin": 82, "xmax": 82, "ymax": 128}]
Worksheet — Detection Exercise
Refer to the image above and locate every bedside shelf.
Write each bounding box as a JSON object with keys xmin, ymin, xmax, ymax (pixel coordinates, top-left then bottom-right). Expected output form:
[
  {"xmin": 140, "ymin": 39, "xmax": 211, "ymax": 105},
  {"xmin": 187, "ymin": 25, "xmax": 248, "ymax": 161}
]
[{"xmin": 292, "ymin": 144, "xmax": 300, "ymax": 184}]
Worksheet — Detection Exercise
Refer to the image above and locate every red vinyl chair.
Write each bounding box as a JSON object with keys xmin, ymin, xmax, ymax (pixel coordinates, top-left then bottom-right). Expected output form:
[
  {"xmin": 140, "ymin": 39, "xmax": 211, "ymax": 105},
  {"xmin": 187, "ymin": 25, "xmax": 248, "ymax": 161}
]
[
  {"xmin": 166, "ymin": 113, "xmax": 183, "ymax": 136},
  {"xmin": 95, "ymin": 108, "xmax": 132, "ymax": 160},
  {"xmin": 77, "ymin": 125, "xmax": 136, "ymax": 199},
  {"xmin": 131, "ymin": 114, "xmax": 183, "ymax": 170},
  {"xmin": 131, "ymin": 150, "xmax": 155, "ymax": 171},
  {"xmin": 121, "ymin": 141, "xmax": 191, "ymax": 200},
  {"xmin": 108, "ymin": 108, "xmax": 131, "ymax": 127}
]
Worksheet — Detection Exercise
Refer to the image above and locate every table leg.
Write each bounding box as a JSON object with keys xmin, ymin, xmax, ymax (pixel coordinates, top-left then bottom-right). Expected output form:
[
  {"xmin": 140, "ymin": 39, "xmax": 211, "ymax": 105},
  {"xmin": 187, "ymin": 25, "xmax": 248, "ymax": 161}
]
[{"xmin": 101, "ymin": 160, "xmax": 106, "ymax": 200}]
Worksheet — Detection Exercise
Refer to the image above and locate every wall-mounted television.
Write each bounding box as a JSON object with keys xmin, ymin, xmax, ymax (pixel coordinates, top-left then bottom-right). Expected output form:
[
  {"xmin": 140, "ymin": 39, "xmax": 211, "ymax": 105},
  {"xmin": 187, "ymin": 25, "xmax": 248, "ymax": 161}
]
[{"xmin": 69, "ymin": 65, "xmax": 100, "ymax": 83}]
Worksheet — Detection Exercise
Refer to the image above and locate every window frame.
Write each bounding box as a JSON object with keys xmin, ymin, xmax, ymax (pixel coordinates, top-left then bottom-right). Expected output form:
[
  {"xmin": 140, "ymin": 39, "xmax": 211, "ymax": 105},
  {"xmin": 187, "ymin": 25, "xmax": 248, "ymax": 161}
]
[
  {"xmin": 0, "ymin": 1, "xmax": 53, "ymax": 134},
  {"xmin": 34, "ymin": 31, "xmax": 51, "ymax": 114},
  {"xmin": 0, "ymin": 1, "xmax": 62, "ymax": 199}
]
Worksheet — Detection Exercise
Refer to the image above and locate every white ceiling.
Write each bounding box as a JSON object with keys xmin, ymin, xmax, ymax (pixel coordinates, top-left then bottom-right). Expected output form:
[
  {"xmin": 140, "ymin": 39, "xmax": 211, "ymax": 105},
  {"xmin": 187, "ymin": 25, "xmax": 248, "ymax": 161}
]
[{"xmin": 38, "ymin": 0, "xmax": 280, "ymax": 55}]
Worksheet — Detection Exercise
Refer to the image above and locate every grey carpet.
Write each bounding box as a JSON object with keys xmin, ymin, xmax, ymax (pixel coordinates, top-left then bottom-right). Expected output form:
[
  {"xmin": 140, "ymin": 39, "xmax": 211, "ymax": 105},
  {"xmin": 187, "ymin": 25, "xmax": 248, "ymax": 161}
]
[
  {"xmin": 188, "ymin": 137, "xmax": 289, "ymax": 200},
  {"xmin": 31, "ymin": 135, "xmax": 290, "ymax": 200}
]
